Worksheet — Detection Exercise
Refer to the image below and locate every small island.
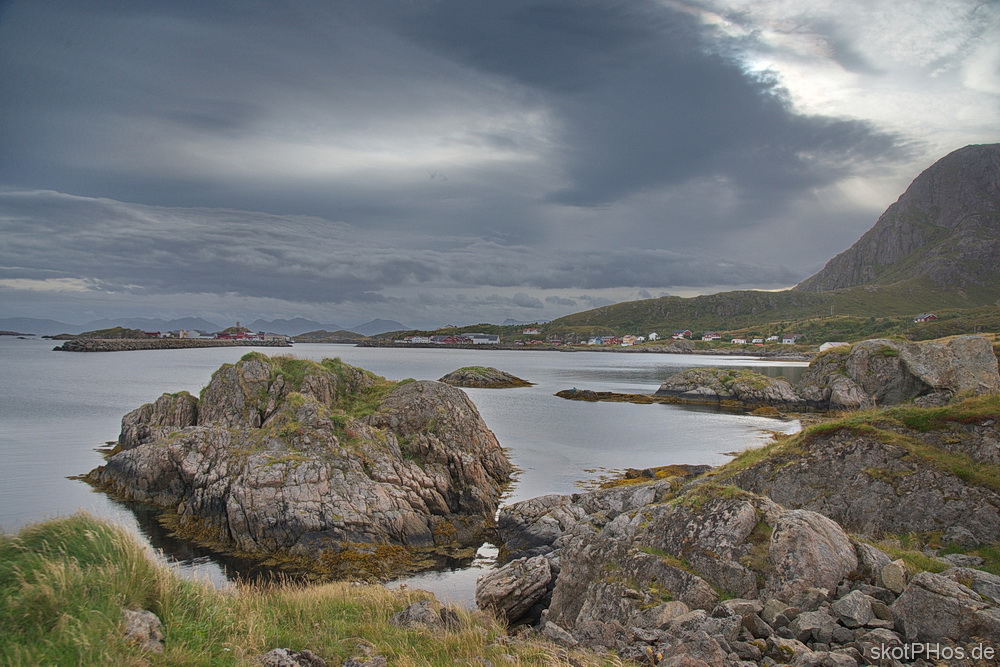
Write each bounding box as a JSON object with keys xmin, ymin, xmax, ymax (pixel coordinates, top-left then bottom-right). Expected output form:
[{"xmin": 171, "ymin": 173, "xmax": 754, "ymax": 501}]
[
  {"xmin": 85, "ymin": 353, "xmax": 513, "ymax": 579},
  {"xmin": 438, "ymin": 366, "xmax": 534, "ymax": 388}
]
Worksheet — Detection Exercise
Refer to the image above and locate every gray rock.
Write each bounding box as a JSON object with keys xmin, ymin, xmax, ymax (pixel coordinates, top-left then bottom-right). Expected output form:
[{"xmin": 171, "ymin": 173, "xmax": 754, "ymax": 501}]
[
  {"xmin": 941, "ymin": 567, "xmax": 1000, "ymax": 603},
  {"xmin": 790, "ymin": 651, "xmax": 858, "ymax": 667},
  {"xmin": 795, "ymin": 336, "xmax": 1000, "ymax": 409},
  {"xmin": 787, "ymin": 610, "xmax": 835, "ymax": 644},
  {"xmin": 389, "ymin": 600, "xmax": 441, "ymax": 627},
  {"xmin": 761, "ymin": 599, "xmax": 790, "ymax": 626},
  {"xmin": 891, "ymin": 571, "xmax": 1000, "ymax": 642},
  {"xmin": 940, "ymin": 553, "xmax": 985, "ymax": 567},
  {"xmin": 765, "ymin": 510, "xmax": 858, "ymax": 601},
  {"xmin": 789, "ymin": 588, "xmax": 830, "ymax": 612},
  {"xmin": 541, "ymin": 621, "xmax": 578, "ymax": 646},
  {"xmin": 121, "ymin": 608, "xmax": 165, "ymax": 653},
  {"xmin": 852, "ymin": 542, "xmax": 892, "ymax": 584},
  {"xmin": 716, "ymin": 598, "xmax": 763, "ymax": 620},
  {"xmin": 831, "ymin": 590, "xmax": 874, "ymax": 628},
  {"xmin": 879, "ymin": 560, "xmax": 908, "ymax": 594},
  {"xmin": 742, "ymin": 613, "xmax": 775, "ymax": 639},
  {"xmin": 258, "ymin": 648, "xmax": 327, "ymax": 666},
  {"xmin": 766, "ymin": 636, "xmax": 812, "ymax": 663},
  {"xmin": 475, "ymin": 555, "xmax": 553, "ymax": 624},
  {"xmin": 943, "ymin": 525, "xmax": 980, "ymax": 549}
]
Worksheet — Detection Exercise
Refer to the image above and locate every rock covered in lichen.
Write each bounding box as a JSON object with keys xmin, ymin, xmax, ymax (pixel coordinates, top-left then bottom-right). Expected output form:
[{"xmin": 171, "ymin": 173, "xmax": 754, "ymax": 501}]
[
  {"xmin": 438, "ymin": 367, "xmax": 533, "ymax": 388},
  {"xmin": 86, "ymin": 353, "xmax": 512, "ymax": 578},
  {"xmin": 654, "ymin": 368, "xmax": 804, "ymax": 408}
]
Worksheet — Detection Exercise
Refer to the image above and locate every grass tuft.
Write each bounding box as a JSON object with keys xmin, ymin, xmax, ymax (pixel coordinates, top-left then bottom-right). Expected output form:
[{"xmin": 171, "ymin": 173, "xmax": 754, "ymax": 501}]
[{"xmin": 0, "ymin": 514, "xmax": 623, "ymax": 666}]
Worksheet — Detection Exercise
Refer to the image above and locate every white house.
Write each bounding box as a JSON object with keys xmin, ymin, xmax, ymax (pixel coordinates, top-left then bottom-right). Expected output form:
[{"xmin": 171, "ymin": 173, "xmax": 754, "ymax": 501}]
[
  {"xmin": 465, "ymin": 333, "xmax": 500, "ymax": 344},
  {"xmin": 782, "ymin": 334, "xmax": 805, "ymax": 344},
  {"xmin": 648, "ymin": 332, "xmax": 659, "ymax": 341},
  {"xmin": 702, "ymin": 332, "xmax": 722, "ymax": 341},
  {"xmin": 731, "ymin": 338, "xmax": 748, "ymax": 344}
]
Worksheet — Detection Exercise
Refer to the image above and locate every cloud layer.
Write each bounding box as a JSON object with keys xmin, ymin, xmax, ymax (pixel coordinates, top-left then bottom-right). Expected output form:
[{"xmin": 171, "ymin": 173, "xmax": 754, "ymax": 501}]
[{"xmin": 1, "ymin": 1, "xmax": 996, "ymax": 327}]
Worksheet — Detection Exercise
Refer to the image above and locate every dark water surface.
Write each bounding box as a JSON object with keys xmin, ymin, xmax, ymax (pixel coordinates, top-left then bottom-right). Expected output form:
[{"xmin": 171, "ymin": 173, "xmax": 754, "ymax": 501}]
[{"xmin": 0, "ymin": 338, "xmax": 805, "ymax": 602}]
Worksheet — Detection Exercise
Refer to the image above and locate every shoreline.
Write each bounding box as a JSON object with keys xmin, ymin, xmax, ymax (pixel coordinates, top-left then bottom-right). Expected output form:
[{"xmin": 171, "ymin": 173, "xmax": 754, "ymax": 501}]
[
  {"xmin": 354, "ymin": 339, "xmax": 813, "ymax": 360},
  {"xmin": 53, "ymin": 338, "xmax": 292, "ymax": 352}
]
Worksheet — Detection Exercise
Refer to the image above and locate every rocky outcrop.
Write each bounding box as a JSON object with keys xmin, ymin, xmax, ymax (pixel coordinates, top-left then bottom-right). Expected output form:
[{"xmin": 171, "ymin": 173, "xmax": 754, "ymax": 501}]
[
  {"xmin": 655, "ymin": 368, "xmax": 805, "ymax": 409},
  {"xmin": 797, "ymin": 336, "xmax": 1000, "ymax": 409},
  {"xmin": 721, "ymin": 394, "xmax": 1000, "ymax": 545},
  {"xmin": 477, "ymin": 394, "xmax": 1000, "ymax": 663},
  {"xmin": 479, "ymin": 473, "xmax": 1000, "ymax": 664},
  {"xmin": 86, "ymin": 353, "xmax": 512, "ymax": 578},
  {"xmin": 795, "ymin": 144, "xmax": 1000, "ymax": 294},
  {"xmin": 652, "ymin": 335, "xmax": 1000, "ymax": 411},
  {"xmin": 438, "ymin": 367, "xmax": 533, "ymax": 388}
]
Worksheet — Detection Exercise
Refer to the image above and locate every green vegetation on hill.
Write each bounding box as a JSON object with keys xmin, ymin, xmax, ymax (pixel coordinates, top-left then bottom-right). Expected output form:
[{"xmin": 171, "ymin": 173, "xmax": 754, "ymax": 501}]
[{"xmin": 0, "ymin": 514, "xmax": 618, "ymax": 666}]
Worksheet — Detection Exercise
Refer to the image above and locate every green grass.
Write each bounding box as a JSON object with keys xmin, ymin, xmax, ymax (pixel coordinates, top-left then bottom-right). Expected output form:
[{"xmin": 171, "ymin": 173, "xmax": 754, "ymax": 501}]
[{"xmin": 0, "ymin": 514, "xmax": 623, "ymax": 666}]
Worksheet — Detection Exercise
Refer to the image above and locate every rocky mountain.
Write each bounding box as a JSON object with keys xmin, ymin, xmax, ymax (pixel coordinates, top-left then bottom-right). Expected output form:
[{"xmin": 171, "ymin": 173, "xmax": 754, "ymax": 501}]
[
  {"xmin": 544, "ymin": 144, "xmax": 1000, "ymax": 336},
  {"xmin": 795, "ymin": 144, "xmax": 1000, "ymax": 297},
  {"xmin": 86, "ymin": 353, "xmax": 512, "ymax": 579}
]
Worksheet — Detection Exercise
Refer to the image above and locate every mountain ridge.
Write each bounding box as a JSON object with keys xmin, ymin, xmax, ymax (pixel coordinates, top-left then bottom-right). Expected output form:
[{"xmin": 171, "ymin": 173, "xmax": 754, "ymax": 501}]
[
  {"xmin": 795, "ymin": 143, "xmax": 1000, "ymax": 294},
  {"xmin": 548, "ymin": 144, "xmax": 1000, "ymax": 335}
]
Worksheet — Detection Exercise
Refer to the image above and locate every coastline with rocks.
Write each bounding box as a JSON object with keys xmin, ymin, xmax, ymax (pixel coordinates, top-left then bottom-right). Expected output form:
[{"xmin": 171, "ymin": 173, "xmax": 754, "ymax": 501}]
[{"xmin": 476, "ymin": 391, "xmax": 1000, "ymax": 665}]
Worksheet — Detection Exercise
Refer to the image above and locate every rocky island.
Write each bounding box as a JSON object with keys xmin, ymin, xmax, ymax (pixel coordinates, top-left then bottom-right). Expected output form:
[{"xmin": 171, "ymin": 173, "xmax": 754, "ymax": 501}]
[
  {"xmin": 439, "ymin": 366, "xmax": 534, "ymax": 388},
  {"xmin": 85, "ymin": 353, "xmax": 513, "ymax": 579}
]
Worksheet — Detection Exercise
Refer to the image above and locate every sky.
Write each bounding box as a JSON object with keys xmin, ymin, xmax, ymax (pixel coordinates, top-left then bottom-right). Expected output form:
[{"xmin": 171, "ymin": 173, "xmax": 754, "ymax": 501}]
[{"xmin": 1, "ymin": 0, "xmax": 998, "ymax": 330}]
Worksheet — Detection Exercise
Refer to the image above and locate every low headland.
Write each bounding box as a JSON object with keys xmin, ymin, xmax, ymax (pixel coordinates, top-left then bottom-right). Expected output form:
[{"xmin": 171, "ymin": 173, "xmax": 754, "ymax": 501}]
[{"xmin": 54, "ymin": 338, "xmax": 292, "ymax": 352}]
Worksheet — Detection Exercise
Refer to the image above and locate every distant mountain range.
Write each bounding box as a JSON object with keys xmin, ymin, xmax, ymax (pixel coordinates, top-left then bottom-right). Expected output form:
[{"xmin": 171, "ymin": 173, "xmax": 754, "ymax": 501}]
[
  {"xmin": 547, "ymin": 143, "xmax": 1000, "ymax": 334},
  {"xmin": 0, "ymin": 315, "xmax": 413, "ymax": 337}
]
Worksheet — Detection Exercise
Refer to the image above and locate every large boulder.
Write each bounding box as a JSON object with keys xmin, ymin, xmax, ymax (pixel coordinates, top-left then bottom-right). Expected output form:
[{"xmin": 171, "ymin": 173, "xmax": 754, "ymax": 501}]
[
  {"xmin": 87, "ymin": 354, "xmax": 513, "ymax": 578},
  {"xmin": 892, "ymin": 572, "xmax": 1000, "ymax": 642},
  {"xmin": 797, "ymin": 336, "xmax": 999, "ymax": 408},
  {"xmin": 475, "ymin": 555, "xmax": 554, "ymax": 625}
]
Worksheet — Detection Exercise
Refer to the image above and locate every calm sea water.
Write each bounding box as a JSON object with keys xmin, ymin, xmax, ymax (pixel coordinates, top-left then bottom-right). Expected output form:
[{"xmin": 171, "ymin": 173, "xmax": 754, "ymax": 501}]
[{"xmin": 0, "ymin": 337, "xmax": 805, "ymax": 603}]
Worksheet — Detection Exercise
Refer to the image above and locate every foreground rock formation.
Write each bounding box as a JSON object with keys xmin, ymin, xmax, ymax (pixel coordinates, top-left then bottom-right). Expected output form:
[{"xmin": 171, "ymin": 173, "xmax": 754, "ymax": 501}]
[
  {"xmin": 653, "ymin": 335, "xmax": 999, "ymax": 411},
  {"xmin": 438, "ymin": 366, "xmax": 533, "ymax": 388},
  {"xmin": 478, "ymin": 394, "xmax": 1000, "ymax": 665},
  {"xmin": 87, "ymin": 353, "xmax": 512, "ymax": 578}
]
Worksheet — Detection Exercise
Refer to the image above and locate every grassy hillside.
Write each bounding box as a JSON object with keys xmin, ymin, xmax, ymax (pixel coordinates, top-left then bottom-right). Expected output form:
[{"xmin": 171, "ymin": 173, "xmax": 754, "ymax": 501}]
[
  {"xmin": 0, "ymin": 514, "xmax": 620, "ymax": 666},
  {"xmin": 540, "ymin": 278, "xmax": 997, "ymax": 343}
]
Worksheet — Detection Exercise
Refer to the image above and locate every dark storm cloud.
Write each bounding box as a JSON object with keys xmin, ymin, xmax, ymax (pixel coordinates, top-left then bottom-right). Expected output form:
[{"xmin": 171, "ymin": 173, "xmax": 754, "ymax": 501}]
[
  {"xmin": 386, "ymin": 0, "xmax": 907, "ymax": 207},
  {"xmin": 3, "ymin": 0, "xmax": 989, "ymax": 327}
]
